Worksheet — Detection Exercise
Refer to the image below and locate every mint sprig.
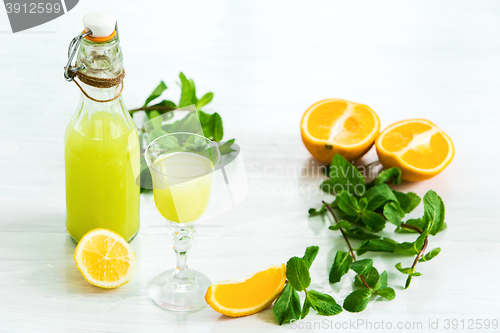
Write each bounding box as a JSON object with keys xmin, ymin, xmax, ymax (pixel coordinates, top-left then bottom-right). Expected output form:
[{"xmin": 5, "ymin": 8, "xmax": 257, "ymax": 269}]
[
  {"xmin": 129, "ymin": 73, "xmax": 237, "ymax": 193},
  {"xmin": 323, "ymin": 199, "xmax": 397, "ymax": 312},
  {"xmin": 273, "ymin": 247, "xmax": 342, "ymax": 325},
  {"xmin": 306, "ymin": 154, "xmax": 446, "ymax": 315}
]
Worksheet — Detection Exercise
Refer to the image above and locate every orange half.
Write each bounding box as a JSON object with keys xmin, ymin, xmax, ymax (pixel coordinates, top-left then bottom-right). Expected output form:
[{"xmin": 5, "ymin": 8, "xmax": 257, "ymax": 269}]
[
  {"xmin": 205, "ymin": 264, "xmax": 286, "ymax": 317},
  {"xmin": 301, "ymin": 99, "xmax": 380, "ymax": 164},
  {"xmin": 375, "ymin": 119, "xmax": 454, "ymax": 181}
]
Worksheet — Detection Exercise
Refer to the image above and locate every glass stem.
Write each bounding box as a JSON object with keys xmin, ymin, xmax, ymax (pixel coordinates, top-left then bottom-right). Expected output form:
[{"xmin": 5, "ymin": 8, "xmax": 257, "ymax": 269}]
[{"xmin": 170, "ymin": 223, "xmax": 195, "ymax": 290}]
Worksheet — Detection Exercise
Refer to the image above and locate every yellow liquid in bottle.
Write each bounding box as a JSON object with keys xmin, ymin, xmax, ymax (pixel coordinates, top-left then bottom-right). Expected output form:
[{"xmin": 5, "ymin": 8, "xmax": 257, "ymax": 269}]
[
  {"xmin": 65, "ymin": 111, "xmax": 140, "ymax": 242},
  {"xmin": 151, "ymin": 152, "xmax": 213, "ymax": 223}
]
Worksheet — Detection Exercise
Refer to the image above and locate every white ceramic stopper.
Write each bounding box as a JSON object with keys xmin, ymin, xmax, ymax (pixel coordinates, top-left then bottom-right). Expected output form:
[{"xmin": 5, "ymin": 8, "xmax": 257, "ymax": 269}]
[{"xmin": 82, "ymin": 12, "xmax": 116, "ymax": 38}]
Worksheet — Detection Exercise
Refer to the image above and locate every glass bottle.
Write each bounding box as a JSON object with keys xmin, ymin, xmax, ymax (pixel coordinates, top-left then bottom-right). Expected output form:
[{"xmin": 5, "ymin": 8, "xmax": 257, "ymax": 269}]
[{"xmin": 64, "ymin": 17, "xmax": 140, "ymax": 242}]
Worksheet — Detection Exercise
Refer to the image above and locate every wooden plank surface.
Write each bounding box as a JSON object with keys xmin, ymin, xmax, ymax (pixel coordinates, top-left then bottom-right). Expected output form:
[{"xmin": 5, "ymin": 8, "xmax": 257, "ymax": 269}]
[{"xmin": 0, "ymin": 1, "xmax": 499, "ymax": 332}]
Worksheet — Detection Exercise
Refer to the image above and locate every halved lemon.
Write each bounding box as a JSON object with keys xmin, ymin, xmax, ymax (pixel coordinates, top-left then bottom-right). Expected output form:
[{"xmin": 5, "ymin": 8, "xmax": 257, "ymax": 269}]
[
  {"xmin": 74, "ymin": 228, "xmax": 137, "ymax": 288},
  {"xmin": 375, "ymin": 119, "xmax": 454, "ymax": 181},
  {"xmin": 301, "ymin": 99, "xmax": 380, "ymax": 164},
  {"xmin": 205, "ymin": 264, "xmax": 286, "ymax": 317}
]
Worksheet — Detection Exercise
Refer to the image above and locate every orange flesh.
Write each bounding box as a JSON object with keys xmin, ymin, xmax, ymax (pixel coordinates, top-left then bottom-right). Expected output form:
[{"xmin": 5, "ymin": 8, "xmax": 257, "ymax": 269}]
[
  {"xmin": 335, "ymin": 105, "xmax": 376, "ymax": 145},
  {"xmin": 307, "ymin": 101, "xmax": 347, "ymax": 140},
  {"xmin": 213, "ymin": 267, "xmax": 284, "ymax": 309},
  {"xmin": 381, "ymin": 122, "xmax": 432, "ymax": 153},
  {"xmin": 306, "ymin": 102, "xmax": 376, "ymax": 145},
  {"xmin": 401, "ymin": 132, "xmax": 450, "ymax": 169}
]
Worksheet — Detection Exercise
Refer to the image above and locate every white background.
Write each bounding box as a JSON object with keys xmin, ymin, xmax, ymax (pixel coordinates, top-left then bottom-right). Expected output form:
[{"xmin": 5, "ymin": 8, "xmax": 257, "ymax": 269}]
[{"xmin": 0, "ymin": 1, "xmax": 499, "ymax": 332}]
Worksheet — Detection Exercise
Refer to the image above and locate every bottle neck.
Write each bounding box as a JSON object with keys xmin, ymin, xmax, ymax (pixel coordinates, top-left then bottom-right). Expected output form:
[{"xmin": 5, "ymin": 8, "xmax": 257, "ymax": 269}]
[
  {"xmin": 79, "ymin": 81, "xmax": 123, "ymax": 105},
  {"xmin": 76, "ymin": 35, "xmax": 124, "ymax": 107},
  {"xmin": 70, "ymin": 32, "xmax": 133, "ymax": 135},
  {"xmin": 77, "ymin": 35, "xmax": 123, "ymax": 79}
]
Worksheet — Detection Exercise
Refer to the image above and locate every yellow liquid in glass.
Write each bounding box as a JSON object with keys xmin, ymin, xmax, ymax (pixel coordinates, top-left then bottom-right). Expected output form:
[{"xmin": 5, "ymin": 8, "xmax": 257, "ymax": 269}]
[
  {"xmin": 151, "ymin": 152, "xmax": 213, "ymax": 223},
  {"xmin": 65, "ymin": 111, "xmax": 140, "ymax": 242}
]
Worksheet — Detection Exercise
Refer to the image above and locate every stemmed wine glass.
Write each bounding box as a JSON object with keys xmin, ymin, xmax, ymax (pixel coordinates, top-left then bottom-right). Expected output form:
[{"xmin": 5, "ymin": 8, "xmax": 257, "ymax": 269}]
[{"xmin": 145, "ymin": 132, "xmax": 221, "ymax": 311}]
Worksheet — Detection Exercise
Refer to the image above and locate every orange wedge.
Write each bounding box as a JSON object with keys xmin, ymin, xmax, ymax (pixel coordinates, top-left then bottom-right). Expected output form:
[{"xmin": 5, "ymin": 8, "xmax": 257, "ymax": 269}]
[
  {"xmin": 74, "ymin": 228, "xmax": 137, "ymax": 288},
  {"xmin": 205, "ymin": 264, "xmax": 286, "ymax": 317},
  {"xmin": 375, "ymin": 119, "xmax": 454, "ymax": 181},
  {"xmin": 301, "ymin": 99, "xmax": 380, "ymax": 164}
]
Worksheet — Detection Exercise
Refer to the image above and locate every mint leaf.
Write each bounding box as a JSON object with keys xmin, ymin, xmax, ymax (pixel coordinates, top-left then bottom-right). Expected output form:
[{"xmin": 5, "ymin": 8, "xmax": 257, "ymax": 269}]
[
  {"xmin": 336, "ymin": 192, "xmax": 361, "ymax": 216},
  {"xmin": 354, "ymin": 267, "xmax": 380, "ymax": 288},
  {"xmin": 329, "ymin": 220, "xmax": 352, "ymax": 231},
  {"xmin": 139, "ymin": 157, "xmax": 153, "ymax": 193},
  {"xmin": 393, "ymin": 191, "xmax": 421, "ymax": 214},
  {"xmin": 384, "ymin": 202, "xmax": 405, "ymax": 228},
  {"xmin": 359, "ymin": 197, "xmax": 368, "ymax": 212},
  {"xmin": 144, "ymin": 110, "xmax": 163, "ymax": 130},
  {"xmin": 273, "ymin": 284, "xmax": 301, "ymax": 325},
  {"xmin": 218, "ymin": 139, "xmax": 236, "ymax": 155},
  {"xmin": 357, "ymin": 238, "xmax": 396, "ymax": 256},
  {"xmin": 309, "ymin": 204, "xmax": 326, "ymax": 216},
  {"xmin": 329, "ymin": 251, "xmax": 353, "ymax": 284},
  {"xmin": 397, "ymin": 233, "xmax": 427, "ymax": 255},
  {"xmin": 349, "ymin": 258, "xmax": 373, "ymax": 275},
  {"xmin": 422, "ymin": 190, "xmax": 445, "ymax": 236},
  {"xmin": 300, "ymin": 296, "xmax": 311, "ymax": 319},
  {"xmin": 145, "ymin": 100, "xmax": 177, "ymax": 119},
  {"xmin": 419, "ymin": 247, "xmax": 441, "ymax": 262},
  {"xmin": 343, "ymin": 288, "xmax": 373, "ymax": 313},
  {"xmin": 197, "ymin": 110, "xmax": 211, "ymax": 128},
  {"xmin": 360, "ymin": 210, "xmax": 386, "ymax": 232},
  {"xmin": 286, "ymin": 257, "xmax": 311, "ymax": 291},
  {"xmin": 375, "ymin": 167, "xmax": 402, "ymax": 185},
  {"xmin": 343, "ymin": 227, "xmax": 381, "ymax": 240},
  {"xmin": 302, "ymin": 246, "xmax": 319, "ymax": 268},
  {"xmin": 173, "ymin": 111, "xmax": 203, "ymax": 133},
  {"xmin": 147, "ymin": 129, "xmax": 168, "ymax": 142},
  {"xmin": 209, "ymin": 112, "xmax": 224, "ymax": 141},
  {"xmin": 330, "ymin": 199, "xmax": 339, "ymax": 209},
  {"xmin": 306, "ymin": 290, "xmax": 343, "ymax": 316},
  {"xmin": 363, "ymin": 184, "xmax": 397, "ymax": 210},
  {"xmin": 375, "ymin": 287, "xmax": 396, "ymax": 300},
  {"xmin": 395, "ymin": 263, "xmax": 422, "ymax": 276},
  {"xmin": 405, "ymin": 275, "xmax": 412, "ymax": 289},
  {"xmin": 397, "ymin": 218, "xmax": 423, "ymax": 233},
  {"xmin": 395, "ymin": 262, "xmax": 421, "ymax": 289},
  {"xmin": 196, "ymin": 92, "xmax": 214, "ymax": 110},
  {"xmin": 322, "ymin": 154, "xmax": 365, "ymax": 196},
  {"xmin": 374, "ymin": 270, "xmax": 388, "ymax": 290},
  {"xmin": 144, "ymin": 81, "xmax": 167, "ymax": 106},
  {"xmin": 334, "ymin": 207, "xmax": 359, "ymax": 224},
  {"xmin": 198, "ymin": 111, "xmax": 224, "ymax": 142},
  {"xmin": 178, "ymin": 72, "xmax": 196, "ymax": 107}
]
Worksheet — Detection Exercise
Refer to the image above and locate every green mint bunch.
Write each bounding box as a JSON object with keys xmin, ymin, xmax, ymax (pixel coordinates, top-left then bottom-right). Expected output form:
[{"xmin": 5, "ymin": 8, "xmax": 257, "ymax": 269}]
[
  {"xmin": 137, "ymin": 72, "xmax": 228, "ymax": 143},
  {"xmin": 309, "ymin": 154, "xmax": 446, "ymax": 312},
  {"xmin": 131, "ymin": 73, "xmax": 236, "ymax": 193},
  {"xmin": 273, "ymin": 246, "xmax": 342, "ymax": 325}
]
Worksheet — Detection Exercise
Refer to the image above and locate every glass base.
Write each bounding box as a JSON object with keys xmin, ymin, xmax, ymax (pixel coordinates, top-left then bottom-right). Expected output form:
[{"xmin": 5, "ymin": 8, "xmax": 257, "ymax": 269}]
[{"xmin": 150, "ymin": 269, "xmax": 211, "ymax": 312}]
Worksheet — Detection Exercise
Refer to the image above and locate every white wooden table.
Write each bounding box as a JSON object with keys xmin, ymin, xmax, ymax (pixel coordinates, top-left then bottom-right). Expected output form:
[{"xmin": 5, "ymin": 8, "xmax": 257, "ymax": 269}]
[{"xmin": 1, "ymin": 1, "xmax": 499, "ymax": 332}]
